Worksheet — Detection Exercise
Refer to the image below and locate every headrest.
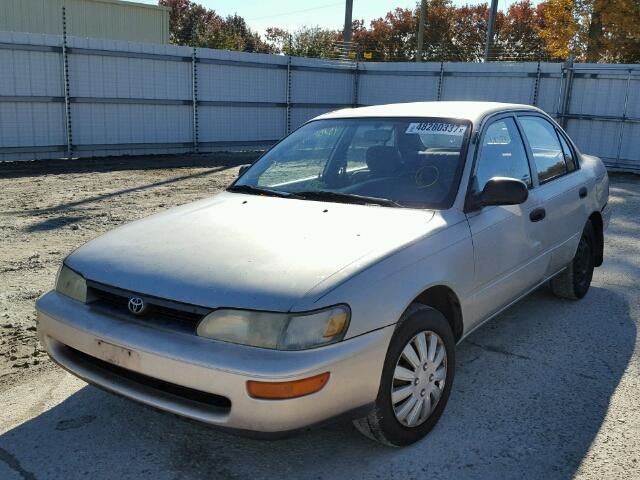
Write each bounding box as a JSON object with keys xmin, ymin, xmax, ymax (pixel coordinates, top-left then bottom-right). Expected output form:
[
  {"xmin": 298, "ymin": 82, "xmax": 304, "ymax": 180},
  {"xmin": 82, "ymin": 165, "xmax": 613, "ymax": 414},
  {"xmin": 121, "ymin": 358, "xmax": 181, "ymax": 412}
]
[
  {"xmin": 366, "ymin": 146, "xmax": 401, "ymax": 176},
  {"xmin": 363, "ymin": 129, "xmax": 392, "ymax": 143},
  {"xmin": 397, "ymin": 132, "xmax": 424, "ymax": 152}
]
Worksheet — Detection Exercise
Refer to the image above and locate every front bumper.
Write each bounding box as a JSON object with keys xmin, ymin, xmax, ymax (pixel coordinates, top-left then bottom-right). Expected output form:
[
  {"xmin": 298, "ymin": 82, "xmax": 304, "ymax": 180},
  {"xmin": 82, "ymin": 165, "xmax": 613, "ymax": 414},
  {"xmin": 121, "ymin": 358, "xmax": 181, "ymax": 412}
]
[{"xmin": 36, "ymin": 291, "xmax": 393, "ymax": 434}]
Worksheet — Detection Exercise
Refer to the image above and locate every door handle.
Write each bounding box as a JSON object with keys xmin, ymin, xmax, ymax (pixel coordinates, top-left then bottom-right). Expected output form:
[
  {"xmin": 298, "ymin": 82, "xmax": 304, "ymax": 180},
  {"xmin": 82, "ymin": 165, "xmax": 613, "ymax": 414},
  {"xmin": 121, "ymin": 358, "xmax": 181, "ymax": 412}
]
[
  {"xmin": 529, "ymin": 207, "xmax": 546, "ymax": 222},
  {"xmin": 579, "ymin": 186, "xmax": 588, "ymax": 198}
]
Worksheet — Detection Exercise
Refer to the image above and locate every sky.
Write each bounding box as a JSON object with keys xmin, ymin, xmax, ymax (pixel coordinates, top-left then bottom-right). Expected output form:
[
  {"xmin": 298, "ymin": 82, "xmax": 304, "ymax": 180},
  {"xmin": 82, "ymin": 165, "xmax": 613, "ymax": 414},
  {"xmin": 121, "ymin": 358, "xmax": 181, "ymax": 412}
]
[{"xmin": 137, "ymin": 0, "xmax": 523, "ymax": 34}]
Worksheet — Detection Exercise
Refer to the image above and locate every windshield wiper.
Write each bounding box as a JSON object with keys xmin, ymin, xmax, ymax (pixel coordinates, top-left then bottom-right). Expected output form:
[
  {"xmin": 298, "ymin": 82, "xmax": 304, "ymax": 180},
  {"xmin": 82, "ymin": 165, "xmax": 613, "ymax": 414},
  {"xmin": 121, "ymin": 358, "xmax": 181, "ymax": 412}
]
[
  {"xmin": 294, "ymin": 191, "xmax": 402, "ymax": 208},
  {"xmin": 227, "ymin": 184, "xmax": 295, "ymax": 198},
  {"xmin": 228, "ymin": 185, "xmax": 401, "ymax": 207}
]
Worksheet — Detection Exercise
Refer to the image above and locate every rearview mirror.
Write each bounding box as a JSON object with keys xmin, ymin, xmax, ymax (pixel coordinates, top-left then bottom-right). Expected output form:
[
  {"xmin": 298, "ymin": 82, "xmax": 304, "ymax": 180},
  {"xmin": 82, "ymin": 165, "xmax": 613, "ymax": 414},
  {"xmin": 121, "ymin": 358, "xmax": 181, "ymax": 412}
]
[
  {"xmin": 472, "ymin": 177, "xmax": 528, "ymax": 209},
  {"xmin": 238, "ymin": 164, "xmax": 251, "ymax": 177}
]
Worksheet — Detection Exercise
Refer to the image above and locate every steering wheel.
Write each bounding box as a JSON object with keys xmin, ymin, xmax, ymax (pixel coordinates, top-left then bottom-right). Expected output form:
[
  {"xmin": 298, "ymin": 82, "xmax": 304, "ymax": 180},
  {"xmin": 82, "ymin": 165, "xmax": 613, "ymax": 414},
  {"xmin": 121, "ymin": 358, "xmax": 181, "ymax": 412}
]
[{"xmin": 414, "ymin": 165, "xmax": 440, "ymax": 188}]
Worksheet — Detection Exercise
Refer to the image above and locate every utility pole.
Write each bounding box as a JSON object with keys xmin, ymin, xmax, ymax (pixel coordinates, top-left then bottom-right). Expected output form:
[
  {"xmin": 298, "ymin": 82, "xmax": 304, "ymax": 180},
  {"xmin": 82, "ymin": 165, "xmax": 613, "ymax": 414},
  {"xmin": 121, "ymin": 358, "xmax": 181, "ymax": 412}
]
[
  {"xmin": 343, "ymin": 0, "xmax": 353, "ymax": 45},
  {"xmin": 416, "ymin": 0, "xmax": 426, "ymax": 62},
  {"xmin": 484, "ymin": 0, "xmax": 498, "ymax": 62}
]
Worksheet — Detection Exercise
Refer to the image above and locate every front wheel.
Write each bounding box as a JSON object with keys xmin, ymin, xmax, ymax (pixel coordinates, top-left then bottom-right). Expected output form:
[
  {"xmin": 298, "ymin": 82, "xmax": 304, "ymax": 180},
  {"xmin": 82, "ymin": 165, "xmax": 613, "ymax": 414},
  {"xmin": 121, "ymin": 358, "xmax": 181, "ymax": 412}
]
[{"xmin": 353, "ymin": 304, "xmax": 455, "ymax": 447}]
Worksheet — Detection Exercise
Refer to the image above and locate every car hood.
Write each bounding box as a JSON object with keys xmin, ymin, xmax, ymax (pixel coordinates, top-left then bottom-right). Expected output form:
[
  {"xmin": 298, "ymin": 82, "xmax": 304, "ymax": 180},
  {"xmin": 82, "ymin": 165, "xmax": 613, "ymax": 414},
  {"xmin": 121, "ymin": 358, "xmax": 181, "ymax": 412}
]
[{"xmin": 66, "ymin": 192, "xmax": 440, "ymax": 311}]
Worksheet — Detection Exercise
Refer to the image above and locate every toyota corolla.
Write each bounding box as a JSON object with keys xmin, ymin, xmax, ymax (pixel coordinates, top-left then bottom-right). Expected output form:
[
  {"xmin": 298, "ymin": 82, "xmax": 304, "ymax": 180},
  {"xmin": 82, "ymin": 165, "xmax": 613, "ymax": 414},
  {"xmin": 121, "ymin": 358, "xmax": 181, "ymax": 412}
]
[{"xmin": 36, "ymin": 101, "xmax": 610, "ymax": 446}]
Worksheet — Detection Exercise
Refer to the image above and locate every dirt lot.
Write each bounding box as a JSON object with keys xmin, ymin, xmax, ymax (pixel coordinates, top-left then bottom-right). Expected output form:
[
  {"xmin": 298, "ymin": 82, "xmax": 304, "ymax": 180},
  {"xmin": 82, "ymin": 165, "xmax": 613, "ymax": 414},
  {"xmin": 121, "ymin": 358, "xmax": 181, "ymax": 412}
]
[
  {"xmin": 0, "ymin": 156, "xmax": 638, "ymax": 479},
  {"xmin": 0, "ymin": 154, "xmax": 253, "ymax": 389}
]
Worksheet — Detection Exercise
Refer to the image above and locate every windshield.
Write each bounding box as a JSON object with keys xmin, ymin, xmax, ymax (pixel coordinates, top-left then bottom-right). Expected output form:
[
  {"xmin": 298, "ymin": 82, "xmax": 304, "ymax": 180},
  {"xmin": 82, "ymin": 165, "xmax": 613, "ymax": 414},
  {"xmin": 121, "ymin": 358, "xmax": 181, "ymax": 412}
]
[{"xmin": 232, "ymin": 117, "xmax": 472, "ymax": 209}]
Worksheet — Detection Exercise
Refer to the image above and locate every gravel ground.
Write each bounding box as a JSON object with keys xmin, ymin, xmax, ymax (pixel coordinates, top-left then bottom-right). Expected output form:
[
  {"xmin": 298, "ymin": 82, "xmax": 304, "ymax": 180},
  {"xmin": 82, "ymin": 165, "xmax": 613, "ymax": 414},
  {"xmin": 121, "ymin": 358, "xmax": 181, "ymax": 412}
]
[
  {"xmin": 0, "ymin": 154, "xmax": 253, "ymax": 392},
  {"xmin": 0, "ymin": 157, "xmax": 638, "ymax": 479}
]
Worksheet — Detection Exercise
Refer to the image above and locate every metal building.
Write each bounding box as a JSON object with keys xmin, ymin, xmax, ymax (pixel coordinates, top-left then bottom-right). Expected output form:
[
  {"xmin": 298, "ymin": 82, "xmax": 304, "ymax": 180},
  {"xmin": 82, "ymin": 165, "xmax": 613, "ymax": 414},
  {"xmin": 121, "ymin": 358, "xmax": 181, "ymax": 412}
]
[{"xmin": 0, "ymin": 0, "xmax": 170, "ymax": 44}]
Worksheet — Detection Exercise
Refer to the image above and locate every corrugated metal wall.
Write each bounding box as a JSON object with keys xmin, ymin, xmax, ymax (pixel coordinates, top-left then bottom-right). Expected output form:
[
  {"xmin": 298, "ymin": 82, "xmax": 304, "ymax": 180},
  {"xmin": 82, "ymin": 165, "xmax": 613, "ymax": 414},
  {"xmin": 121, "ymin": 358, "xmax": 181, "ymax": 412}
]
[
  {"xmin": 0, "ymin": 32, "xmax": 638, "ymax": 171},
  {"xmin": 0, "ymin": 0, "xmax": 169, "ymax": 44},
  {"xmin": 0, "ymin": 33, "xmax": 67, "ymax": 160},
  {"xmin": 0, "ymin": 0, "xmax": 63, "ymax": 38}
]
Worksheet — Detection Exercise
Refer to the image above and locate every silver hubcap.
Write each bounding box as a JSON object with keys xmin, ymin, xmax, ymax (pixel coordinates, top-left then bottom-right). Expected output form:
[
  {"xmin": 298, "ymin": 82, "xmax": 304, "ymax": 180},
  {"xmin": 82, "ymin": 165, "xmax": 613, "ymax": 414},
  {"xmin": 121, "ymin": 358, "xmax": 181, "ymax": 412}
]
[{"xmin": 391, "ymin": 330, "xmax": 447, "ymax": 427}]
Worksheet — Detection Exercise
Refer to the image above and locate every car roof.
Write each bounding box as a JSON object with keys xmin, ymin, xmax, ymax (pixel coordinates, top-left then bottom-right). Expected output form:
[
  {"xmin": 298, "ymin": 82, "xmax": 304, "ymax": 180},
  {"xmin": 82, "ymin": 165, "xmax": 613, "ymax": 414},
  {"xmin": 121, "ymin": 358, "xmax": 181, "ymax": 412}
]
[{"xmin": 314, "ymin": 101, "xmax": 543, "ymax": 125}]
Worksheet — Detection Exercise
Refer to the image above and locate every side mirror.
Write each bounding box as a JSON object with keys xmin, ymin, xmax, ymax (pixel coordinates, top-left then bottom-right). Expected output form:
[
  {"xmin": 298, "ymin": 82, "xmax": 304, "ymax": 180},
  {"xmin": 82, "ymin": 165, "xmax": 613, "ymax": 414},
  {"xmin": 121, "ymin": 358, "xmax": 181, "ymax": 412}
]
[
  {"xmin": 238, "ymin": 164, "xmax": 251, "ymax": 177},
  {"xmin": 472, "ymin": 177, "xmax": 528, "ymax": 209}
]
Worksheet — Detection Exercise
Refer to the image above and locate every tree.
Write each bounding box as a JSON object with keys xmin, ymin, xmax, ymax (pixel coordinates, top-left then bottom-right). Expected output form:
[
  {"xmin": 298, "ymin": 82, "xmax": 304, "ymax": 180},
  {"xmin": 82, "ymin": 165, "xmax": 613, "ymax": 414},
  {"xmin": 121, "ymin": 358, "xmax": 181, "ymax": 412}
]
[
  {"xmin": 368, "ymin": 8, "xmax": 417, "ymax": 61},
  {"xmin": 498, "ymin": 1, "xmax": 546, "ymax": 60},
  {"xmin": 587, "ymin": 0, "xmax": 640, "ymax": 63},
  {"xmin": 449, "ymin": 4, "xmax": 491, "ymax": 61},
  {"xmin": 158, "ymin": 0, "xmax": 272, "ymax": 53},
  {"xmin": 265, "ymin": 26, "xmax": 340, "ymax": 58},
  {"xmin": 611, "ymin": 1, "xmax": 640, "ymax": 62},
  {"xmin": 351, "ymin": 19, "xmax": 382, "ymax": 59},
  {"xmin": 159, "ymin": 0, "xmax": 219, "ymax": 46},
  {"xmin": 419, "ymin": 0, "xmax": 457, "ymax": 61},
  {"xmin": 538, "ymin": 0, "xmax": 640, "ymax": 62},
  {"xmin": 537, "ymin": 0, "xmax": 580, "ymax": 60},
  {"xmin": 349, "ymin": 1, "xmax": 541, "ymax": 62},
  {"xmin": 161, "ymin": 0, "xmax": 638, "ymax": 63},
  {"xmin": 222, "ymin": 14, "xmax": 272, "ymax": 53}
]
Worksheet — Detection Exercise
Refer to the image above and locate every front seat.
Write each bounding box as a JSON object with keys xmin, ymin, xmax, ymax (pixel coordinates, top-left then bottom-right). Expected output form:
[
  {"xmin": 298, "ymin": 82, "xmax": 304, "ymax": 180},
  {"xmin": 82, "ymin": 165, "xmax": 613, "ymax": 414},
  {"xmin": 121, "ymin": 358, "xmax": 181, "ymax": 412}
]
[{"xmin": 365, "ymin": 146, "xmax": 401, "ymax": 178}]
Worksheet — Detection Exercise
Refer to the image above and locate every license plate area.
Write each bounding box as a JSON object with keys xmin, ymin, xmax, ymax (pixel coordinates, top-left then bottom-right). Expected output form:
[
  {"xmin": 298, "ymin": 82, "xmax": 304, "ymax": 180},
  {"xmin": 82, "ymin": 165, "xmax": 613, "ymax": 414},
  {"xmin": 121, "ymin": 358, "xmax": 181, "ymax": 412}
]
[{"xmin": 94, "ymin": 339, "xmax": 141, "ymax": 370}]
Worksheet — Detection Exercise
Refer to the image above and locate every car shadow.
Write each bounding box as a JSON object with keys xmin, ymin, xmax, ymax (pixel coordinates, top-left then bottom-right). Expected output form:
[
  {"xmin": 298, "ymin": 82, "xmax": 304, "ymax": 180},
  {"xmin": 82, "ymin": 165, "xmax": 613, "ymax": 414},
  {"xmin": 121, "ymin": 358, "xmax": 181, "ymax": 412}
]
[
  {"xmin": 20, "ymin": 164, "xmax": 237, "ymax": 218},
  {"xmin": 24, "ymin": 215, "xmax": 88, "ymax": 233},
  {"xmin": 0, "ymin": 286, "xmax": 635, "ymax": 479},
  {"xmin": 13, "ymin": 163, "xmax": 240, "ymax": 234}
]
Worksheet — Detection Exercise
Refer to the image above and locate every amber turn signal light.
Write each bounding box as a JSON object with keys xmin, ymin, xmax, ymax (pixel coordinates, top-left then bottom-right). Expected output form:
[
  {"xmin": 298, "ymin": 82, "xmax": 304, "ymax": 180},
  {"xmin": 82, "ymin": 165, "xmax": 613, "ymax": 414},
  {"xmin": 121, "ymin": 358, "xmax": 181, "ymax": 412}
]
[{"xmin": 247, "ymin": 372, "xmax": 330, "ymax": 400}]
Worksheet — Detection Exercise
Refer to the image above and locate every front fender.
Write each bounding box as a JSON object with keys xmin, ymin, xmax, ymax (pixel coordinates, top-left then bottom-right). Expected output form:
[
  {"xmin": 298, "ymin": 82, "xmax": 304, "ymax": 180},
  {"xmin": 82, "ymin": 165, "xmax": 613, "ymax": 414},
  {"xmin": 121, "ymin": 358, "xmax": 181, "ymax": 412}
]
[{"xmin": 301, "ymin": 213, "xmax": 474, "ymax": 339}]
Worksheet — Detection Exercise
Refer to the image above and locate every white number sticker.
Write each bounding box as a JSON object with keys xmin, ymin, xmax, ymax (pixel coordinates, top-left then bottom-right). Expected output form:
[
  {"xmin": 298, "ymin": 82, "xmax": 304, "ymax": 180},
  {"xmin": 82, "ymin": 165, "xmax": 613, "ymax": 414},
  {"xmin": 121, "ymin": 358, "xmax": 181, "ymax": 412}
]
[{"xmin": 405, "ymin": 122, "xmax": 467, "ymax": 136}]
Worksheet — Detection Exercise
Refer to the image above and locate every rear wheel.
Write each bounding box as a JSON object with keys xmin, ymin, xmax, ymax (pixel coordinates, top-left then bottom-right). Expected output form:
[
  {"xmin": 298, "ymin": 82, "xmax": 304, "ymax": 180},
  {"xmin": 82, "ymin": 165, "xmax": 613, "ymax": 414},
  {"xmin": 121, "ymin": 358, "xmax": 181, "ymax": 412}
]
[
  {"xmin": 353, "ymin": 304, "xmax": 455, "ymax": 446},
  {"xmin": 551, "ymin": 220, "xmax": 596, "ymax": 300}
]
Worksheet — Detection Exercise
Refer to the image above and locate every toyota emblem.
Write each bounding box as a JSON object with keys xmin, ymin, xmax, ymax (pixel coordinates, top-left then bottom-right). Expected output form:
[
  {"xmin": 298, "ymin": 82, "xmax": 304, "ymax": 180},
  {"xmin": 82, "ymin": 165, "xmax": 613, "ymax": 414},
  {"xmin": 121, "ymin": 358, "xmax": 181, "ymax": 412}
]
[{"xmin": 127, "ymin": 297, "xmax": 146, "ymax": 315}]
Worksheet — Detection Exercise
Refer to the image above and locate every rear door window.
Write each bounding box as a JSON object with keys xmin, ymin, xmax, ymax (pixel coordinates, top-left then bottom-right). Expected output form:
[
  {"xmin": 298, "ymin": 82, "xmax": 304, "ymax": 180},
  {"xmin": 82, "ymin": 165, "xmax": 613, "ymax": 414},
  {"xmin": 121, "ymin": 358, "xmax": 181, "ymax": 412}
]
[
  {"xmin": 518, "ymin": 116, "xmax": 567, "ymax": 184},
  {"xmin": 557, "ymin": 131, "xmax": 578, "ymax": 172}
]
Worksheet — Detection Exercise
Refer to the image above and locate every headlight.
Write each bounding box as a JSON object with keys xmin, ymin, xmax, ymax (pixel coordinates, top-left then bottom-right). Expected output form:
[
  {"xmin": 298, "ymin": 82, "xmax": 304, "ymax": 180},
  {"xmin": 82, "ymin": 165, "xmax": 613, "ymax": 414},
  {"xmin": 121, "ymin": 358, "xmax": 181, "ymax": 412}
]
[
  {"xmin": 196, "ymin": 305, "xmax": 350, "ymax": 350},
  {"xmin": 55, "ymin": 265, "xmax": 88, "ymax": 303}
]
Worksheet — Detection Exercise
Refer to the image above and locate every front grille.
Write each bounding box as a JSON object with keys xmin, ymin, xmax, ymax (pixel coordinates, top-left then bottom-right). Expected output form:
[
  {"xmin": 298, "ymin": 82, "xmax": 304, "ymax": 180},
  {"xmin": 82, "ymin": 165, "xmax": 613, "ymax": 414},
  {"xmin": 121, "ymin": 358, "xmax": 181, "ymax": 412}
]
[
  {"xmin": 87, "ymin": 282, "xmax": 209, "ymax": 334},
  {"xmin": 67, "ymin": 346, "xmax": 231, "ymax": 410}
]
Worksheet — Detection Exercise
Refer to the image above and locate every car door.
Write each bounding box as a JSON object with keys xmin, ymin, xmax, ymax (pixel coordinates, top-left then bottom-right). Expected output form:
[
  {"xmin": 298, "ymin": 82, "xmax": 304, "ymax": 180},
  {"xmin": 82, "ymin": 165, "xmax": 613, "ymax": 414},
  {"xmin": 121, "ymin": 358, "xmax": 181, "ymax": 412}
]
[
  {"xmin": 465, "ymin": 115, "xmax": 550, "ymax": 328},
  {"xmin": 516, "ymin": 115, "xmax": 589, "ymax": 274}
]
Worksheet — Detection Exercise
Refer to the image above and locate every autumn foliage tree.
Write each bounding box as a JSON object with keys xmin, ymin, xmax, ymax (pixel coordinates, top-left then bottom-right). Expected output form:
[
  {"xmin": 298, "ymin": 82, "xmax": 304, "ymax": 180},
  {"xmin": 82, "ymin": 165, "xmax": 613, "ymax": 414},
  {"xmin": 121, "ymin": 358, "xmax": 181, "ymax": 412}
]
[
  {"xmin": 600, "ymin": 0, "xmax": 640, "ymax": 63},
  {"xmin": 448, "ymin": 4, "xmax": 498, "ymax": 61},
  {"xmin": 267, "ymin": 1, "xmax": 541, "ymax": 62},
  {"xmin": 536, "ymin": 0, "xmax": 639, "ymax": 62},
  {"xmin": 536, "ymin": 0, "xmax": 576, "ymax": 60},
  {"xmin": 367, "ymin": 8, "xmax": 418, "ymax": 61},
  {"xmin": 158, "ymin": 0, "xmax": 272, "ymax": 53},
  {"xmin": 313, "ymin": 0, "xmax": 640, "ymax": 62},
  {"xmin": 499, "ymin": 1, "xmax": 546, "ymax": 60},
  {"xmin": 160, "ymin": 0, "xmax": 638, "ymax": 63}
]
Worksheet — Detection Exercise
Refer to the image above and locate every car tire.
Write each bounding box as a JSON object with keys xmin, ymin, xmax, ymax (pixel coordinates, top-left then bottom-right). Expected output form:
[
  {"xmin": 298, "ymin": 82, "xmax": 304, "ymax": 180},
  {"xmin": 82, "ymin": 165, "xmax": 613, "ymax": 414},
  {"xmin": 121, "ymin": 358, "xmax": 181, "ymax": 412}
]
[
  {"xmin": 551, "ymin": 220, "xmax": 596, "ymax": 300},
  {"xmin": 353, "ymin": 304, "xmax": 455, "ymax": 447}
]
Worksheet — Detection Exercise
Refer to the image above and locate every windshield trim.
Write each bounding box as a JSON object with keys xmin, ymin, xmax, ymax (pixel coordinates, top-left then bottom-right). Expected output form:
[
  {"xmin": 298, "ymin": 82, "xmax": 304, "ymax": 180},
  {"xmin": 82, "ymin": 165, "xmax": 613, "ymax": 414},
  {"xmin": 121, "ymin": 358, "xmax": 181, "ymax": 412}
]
[
  {"xmin": 229, "ymin": 116, "xmax": 474, "ymax": 210},
  {"xmin": 293, "ymin": 190, "xmax": 404, "ymax": 208}
]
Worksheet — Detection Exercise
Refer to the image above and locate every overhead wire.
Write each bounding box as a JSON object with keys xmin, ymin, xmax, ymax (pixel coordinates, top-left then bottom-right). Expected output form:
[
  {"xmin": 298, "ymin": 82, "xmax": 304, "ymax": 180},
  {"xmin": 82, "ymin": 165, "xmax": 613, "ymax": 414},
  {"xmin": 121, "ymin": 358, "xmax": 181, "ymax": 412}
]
[{"xmin": 247, "ymin": 1, "xmax": 348, "ymax": 22}]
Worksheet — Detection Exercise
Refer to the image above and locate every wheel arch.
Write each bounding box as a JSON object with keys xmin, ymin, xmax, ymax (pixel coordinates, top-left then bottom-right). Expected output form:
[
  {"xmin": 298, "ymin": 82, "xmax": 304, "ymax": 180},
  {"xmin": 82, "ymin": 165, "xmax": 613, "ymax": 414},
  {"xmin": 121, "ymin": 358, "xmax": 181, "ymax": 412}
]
[{"xmin": 409, "ymin": 285, "xmax": 464, "ymax": 342}]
